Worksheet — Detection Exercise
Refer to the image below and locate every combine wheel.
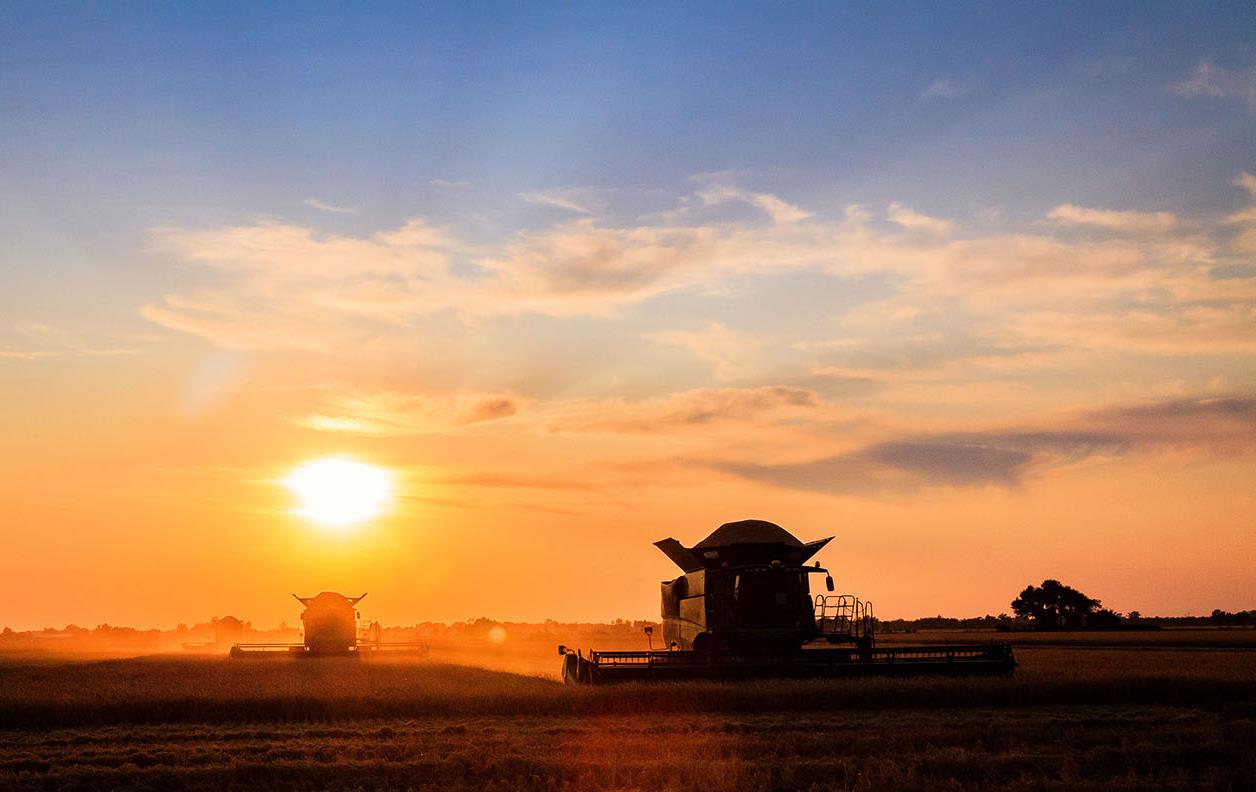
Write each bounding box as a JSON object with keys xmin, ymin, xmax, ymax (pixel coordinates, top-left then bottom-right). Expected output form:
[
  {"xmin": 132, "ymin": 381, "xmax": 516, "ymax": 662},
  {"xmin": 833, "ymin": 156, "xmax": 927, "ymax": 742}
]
[{"xmin": 561, "ymin": 652, "xmax": 582, "ymax": 685}]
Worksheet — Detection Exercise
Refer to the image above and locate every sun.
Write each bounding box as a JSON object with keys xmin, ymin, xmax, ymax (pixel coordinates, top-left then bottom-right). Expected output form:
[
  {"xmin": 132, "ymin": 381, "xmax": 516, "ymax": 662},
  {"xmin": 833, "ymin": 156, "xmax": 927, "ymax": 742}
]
[{"xmin": 284, "ymin": 457, "xmax": 394, "ymax": 528}]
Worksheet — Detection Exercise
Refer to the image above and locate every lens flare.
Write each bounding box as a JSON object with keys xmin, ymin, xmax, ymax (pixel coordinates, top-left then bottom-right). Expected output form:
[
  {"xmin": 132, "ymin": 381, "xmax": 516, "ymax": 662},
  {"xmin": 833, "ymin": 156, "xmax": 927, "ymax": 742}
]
[{"xmin": 284, "ymin": 457, "xmax": 394, "ymax": 528}]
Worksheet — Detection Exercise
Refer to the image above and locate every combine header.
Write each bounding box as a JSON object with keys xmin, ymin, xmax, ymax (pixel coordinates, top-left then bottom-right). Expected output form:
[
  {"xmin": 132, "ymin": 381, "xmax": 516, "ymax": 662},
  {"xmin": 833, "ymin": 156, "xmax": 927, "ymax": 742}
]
[
  {"xmin": 559, "ymin": 520, "xmax": 1015, "ymax": 683},
  {"xmin": 229, "ymin": 592, "xmax": 429, "ymax": 658}
]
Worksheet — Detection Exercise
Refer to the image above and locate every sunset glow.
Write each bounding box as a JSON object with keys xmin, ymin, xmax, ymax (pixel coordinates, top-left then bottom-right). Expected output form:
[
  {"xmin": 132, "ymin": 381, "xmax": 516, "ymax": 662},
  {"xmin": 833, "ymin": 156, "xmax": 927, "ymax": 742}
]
[
  {"xmin": 0, "ymin": 4, "xmax": 1253, "ymax": 633},
  {"xmin": 284, "ymin": 458, "xmax": 394, "ymax": 529},
  {"xmin": 4, "ymin": 8, "xmax": 1255, "ymax": 789}
]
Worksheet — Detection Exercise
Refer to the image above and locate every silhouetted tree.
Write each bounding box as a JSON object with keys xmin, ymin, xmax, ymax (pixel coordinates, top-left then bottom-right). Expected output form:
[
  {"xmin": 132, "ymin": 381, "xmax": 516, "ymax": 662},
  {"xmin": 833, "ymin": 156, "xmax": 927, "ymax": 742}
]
[
  {"xmin": 1210, "ymin": 609, "xmax": 1255, "ymax": 627},
  {"xmin": 1011, "ymin": 579, "xmax": 1101, "ymax": 629},
  {"xmin": 1086, "ymin": 608, "xmax": 1122, "ymax": 629}
]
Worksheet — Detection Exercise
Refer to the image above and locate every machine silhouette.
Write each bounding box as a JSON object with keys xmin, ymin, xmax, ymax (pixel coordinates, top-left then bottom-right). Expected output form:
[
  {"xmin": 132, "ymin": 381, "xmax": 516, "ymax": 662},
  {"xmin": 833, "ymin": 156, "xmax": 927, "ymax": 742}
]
[
  {"xmin": 559, "ymin": 519, "xmax": 1016, "ymax": 683},
  {"xmin": 229, "ymin": 592, "xmax": 428, "ymax": 658}
]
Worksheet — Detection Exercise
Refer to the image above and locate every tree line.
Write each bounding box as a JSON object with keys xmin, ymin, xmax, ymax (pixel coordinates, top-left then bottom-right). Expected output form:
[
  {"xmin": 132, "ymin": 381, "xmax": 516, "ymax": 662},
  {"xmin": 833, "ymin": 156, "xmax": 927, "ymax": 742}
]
[{"xmin": 878, "ymin": 579, "xmax": 1254, "ymax": 633}]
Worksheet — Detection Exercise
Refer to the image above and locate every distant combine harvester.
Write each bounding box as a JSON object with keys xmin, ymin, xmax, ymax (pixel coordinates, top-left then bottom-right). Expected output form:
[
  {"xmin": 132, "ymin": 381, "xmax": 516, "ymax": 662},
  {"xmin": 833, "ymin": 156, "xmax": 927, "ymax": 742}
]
[
  {"xmin": 229, "ymin": 592, "xmax": 429, "ymax": 658},
  {"xmin": 182, "ymin": 615, "xmax": 248, "ymax": 653},
  {"xmin": 559, "ymin": 520, "xmax": 1017, "ymax": 683}
]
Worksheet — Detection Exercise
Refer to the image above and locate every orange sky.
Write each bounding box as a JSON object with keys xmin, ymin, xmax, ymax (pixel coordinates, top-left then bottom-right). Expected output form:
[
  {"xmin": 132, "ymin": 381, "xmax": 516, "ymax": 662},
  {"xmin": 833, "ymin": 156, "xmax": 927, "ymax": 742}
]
[{"xmin": 2, "ymin": 323, "xmax": 1254, "ymax": 629}]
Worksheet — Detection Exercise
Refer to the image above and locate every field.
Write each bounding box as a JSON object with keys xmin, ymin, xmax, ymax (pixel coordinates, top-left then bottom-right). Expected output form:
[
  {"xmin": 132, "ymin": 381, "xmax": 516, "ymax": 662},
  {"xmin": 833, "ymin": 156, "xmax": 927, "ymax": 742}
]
[{"xmin": 1, "ymin": 630, "xmax": 1253, "ymax": 791}]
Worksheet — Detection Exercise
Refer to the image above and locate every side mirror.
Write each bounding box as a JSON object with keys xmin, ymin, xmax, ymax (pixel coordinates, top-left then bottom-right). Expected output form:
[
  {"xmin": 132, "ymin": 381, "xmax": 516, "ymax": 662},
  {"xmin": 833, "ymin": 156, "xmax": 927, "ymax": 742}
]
[
  {"xmin": 826, "ymin": 575, "xmax": 835, "ymax": 592},
  {"xmin": 643, "ymin": 625, "xmax": 653, "ymax": 635},
  {"xmin": 557, "ymin": 644, "xmax": 567, "ymax": 656}
]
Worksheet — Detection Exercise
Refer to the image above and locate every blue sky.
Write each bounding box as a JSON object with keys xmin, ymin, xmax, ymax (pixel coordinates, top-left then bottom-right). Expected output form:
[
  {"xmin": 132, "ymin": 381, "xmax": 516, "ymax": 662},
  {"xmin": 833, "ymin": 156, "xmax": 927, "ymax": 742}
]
[{"xmin": 4, "ymin": 3, "xmax": 1254, "ymax": 236}]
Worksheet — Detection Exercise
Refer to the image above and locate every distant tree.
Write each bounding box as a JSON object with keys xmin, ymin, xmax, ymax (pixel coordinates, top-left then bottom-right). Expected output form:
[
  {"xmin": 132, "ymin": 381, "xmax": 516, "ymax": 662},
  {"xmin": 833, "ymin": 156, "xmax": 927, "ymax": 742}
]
[
  {"xmin": 1127, "ymin": 610, "xmax": 1141, "ymax": 622},
  {"xmin": 1210, "ymin": 609, "xmax": 1254, "ymax": 627},
  {"xmin": 1011, "ymin": 579, "xmax": 1101, "ymax": 629},
  {"xmin": 1086, "ymin": 608, "xmax": 1122, "ymax": 629}
]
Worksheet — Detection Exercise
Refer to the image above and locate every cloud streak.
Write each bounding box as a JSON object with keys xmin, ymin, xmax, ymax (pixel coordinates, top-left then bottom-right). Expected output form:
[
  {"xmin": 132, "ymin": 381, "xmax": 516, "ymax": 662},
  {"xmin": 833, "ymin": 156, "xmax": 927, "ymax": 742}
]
[
  {"xmin": 547, "ymin": 386, "xmax": 841, "ymax": 435},
  {"xmin": 519, "ymin": 187, "xmax": 598, "ymax": 214},
  {"xmin": 695, "ymin": 182, "xmax": 813, "ymax": 224},
  {"xmin": 720, "ymin": 396, "xmax": 1256, "ymax": 494},
  {"xmin": 294, "ymin": 391, "xmax": 520, "ymax": 436},
  {"xmin": 304, "ymin": 198, "xmax": 356, "ymax": 214},
  {"xmin": 886, "ymin": 202, "xmax": 953, "ymax": 235},
  {"xmin": 0, "ymin": 321, "xmax": 137, "ymax": 360},
  {"xmin": 1171, "ymin": 60, "xmax": 1256, "ymax": 113},
  {"xmin": 1048, "ymin": 204, "xmax": 1178, "ymax": 233}
]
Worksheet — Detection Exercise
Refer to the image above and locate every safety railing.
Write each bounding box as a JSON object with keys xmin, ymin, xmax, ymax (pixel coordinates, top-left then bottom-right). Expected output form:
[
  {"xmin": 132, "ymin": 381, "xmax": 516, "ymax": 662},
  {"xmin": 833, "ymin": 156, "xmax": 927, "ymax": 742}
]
[
  {"xmin": 814, "ymin": 594, "xmax": 875, "ymax": 644},
  {"xmin": 358, "ymin": 621, "xmax": 382, "ymax": 649}
]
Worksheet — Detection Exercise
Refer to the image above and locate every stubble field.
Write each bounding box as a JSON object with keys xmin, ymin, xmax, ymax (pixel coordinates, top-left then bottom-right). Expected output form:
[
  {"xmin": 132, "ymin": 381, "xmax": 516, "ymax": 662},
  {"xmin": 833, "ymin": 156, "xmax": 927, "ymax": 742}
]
[{"xmin": 1, "ymin": 630, "xmax": 1253, "ymax": 791}]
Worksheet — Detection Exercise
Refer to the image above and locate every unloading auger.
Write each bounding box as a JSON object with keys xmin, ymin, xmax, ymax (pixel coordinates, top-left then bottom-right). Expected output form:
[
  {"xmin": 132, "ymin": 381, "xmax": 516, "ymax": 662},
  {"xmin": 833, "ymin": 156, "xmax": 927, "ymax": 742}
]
[{"xmin": 558, "ymin": 520, "xmax": 1016, "ymax": 683}]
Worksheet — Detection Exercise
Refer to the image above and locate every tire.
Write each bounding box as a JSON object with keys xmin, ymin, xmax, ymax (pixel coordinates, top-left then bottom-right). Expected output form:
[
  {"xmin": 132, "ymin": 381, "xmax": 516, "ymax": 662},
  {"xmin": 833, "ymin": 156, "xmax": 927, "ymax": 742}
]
[{"xmin": 561, "ymin": 652, "xmax": 581, "ymax": 685}]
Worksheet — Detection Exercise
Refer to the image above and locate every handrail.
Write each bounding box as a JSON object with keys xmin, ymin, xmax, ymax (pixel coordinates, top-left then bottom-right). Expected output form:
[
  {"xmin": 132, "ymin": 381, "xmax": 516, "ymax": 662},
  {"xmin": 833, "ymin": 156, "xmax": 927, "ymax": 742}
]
[{"xmin": 813, "ymin": 593, "xmax": 875, "ymax": 644}]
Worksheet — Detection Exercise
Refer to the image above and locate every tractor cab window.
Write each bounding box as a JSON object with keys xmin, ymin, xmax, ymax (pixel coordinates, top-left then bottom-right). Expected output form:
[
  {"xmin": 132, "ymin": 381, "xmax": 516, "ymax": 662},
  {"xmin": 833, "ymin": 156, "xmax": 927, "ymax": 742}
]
[{"xmin": 732, "ymin": 568, "xmax": 805, "ymax": 629}]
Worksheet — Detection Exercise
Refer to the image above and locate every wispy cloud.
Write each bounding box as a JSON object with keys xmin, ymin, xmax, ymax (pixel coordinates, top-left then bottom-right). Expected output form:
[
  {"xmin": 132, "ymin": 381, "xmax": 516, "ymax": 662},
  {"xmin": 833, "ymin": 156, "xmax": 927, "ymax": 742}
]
[
  {"xmin": 142, "ymin": 219, "xmax": 459, "ymax": 348},
  {"xmin": 429, "ymin": 179, "xmax": 471, "ymax": 189},
  {"xmin": 720, "ymin": 396, "xmax": 1256, "ymax": 494},
  {"xmin": 920, "ymin": 79, "xmax": 966, "ymax": 101},
  {"xmin": 303, "ymin": 197, "xmax": 356, "ymax": 214},
  {"xmin": 695, "ymin": 181, "xmax": 813, "ymax": 225},
  {"xmin": 1170, "ymin": 60, "xmax": 1256, "ymax": 113},
  {"xmin": 1048, "ymin": 204, "xmax": 1178, "ymax": 233},
  {"xmin": 293, "ymin": 390, "xmax": 520, "ymax": 436},
  {"xmin": 725, "ymin": 440, "xmax": 1035, "ymax": 493},
  {"xmin": 1225, "ymin": 173, "xmax": 1256, "ymax": 225},
  {"xmin": 142, "ymin": 175, "xmax": 1256, "ymax": 380},
  {"xmin": 519, "ymin": 187, "xmax": 597, "ymax": 214},
  {"xmin": 886, "ymin": 202, "xmax": 953, "ymax": 235},
  {"xmin": 547, "ymin": 386, "xmax": 842, "ymax": 435},
  {"xmin": 0, "ymin": 321, "xmax": 137, "ymax": 360}
]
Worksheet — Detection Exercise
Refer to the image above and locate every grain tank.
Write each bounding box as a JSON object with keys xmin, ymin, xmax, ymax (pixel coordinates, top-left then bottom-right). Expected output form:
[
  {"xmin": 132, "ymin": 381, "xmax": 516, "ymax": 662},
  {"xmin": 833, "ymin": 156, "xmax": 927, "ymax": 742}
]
[{"xmin": 294, "ymin": 592, "xmax": 365, "ymax": 655}]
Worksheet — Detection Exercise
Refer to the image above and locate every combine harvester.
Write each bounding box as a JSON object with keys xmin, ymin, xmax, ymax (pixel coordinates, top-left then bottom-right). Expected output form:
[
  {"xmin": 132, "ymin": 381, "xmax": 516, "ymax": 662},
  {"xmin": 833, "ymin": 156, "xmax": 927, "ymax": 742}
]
[
  {"xmin": 559, "ymin": 520, "xmax": 1016, "ymax": 683},
  {"xmin": 229, "ymin": 592, "xmax": 429, "ymax": 658}
]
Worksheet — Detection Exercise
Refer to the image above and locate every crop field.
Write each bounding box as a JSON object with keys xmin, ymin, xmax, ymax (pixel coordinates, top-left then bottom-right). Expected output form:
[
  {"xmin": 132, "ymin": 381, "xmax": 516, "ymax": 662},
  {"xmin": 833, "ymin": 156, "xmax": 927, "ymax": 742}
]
[{"xmin": 1, "ymin": 630, "xmax": 1253, "ymax": 791}]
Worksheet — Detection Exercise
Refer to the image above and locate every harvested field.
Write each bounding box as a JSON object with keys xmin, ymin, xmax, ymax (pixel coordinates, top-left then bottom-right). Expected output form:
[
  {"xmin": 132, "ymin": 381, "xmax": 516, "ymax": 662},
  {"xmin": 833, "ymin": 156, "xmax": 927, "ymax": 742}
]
[
  {"xmin": 1, "ymin": 634, "xmax": 1253, "ymax": 790},
  {"xmin": 3, "ymin": 707, "xmax": 1253, "ymax": 791}
]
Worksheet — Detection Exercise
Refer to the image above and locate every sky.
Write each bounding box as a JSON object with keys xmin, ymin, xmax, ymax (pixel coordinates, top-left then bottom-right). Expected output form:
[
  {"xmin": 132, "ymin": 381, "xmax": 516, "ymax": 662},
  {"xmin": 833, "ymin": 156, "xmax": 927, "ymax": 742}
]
[{"xmin": 2, "ymin": 3, "xmax": 1254, "ymax": 630}]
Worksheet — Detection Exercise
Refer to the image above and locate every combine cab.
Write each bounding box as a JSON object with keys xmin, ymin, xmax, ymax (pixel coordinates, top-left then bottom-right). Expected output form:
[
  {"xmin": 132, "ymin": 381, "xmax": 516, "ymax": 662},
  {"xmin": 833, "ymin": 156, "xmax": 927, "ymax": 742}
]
[
  {"xmin": 229, "ymin": 592, "xmax": 429, "ymax": 658},
  {"xmin": 559, "ymin": 520, "xmax": 1016, "ymax": 683}
]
